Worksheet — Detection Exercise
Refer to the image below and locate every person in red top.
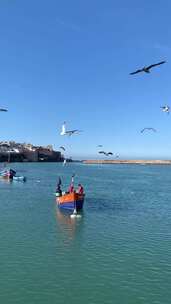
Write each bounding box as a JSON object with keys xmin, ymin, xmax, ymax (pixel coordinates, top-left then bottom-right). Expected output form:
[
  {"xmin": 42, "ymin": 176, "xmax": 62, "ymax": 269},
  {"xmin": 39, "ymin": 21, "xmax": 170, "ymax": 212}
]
[
  {"xmin": 68, "ymin": 183, "xmax": 74, "ymax": 193},
  {"xmin": 77, "ymin": 183, "xmax": 84, "ymax": 194}
]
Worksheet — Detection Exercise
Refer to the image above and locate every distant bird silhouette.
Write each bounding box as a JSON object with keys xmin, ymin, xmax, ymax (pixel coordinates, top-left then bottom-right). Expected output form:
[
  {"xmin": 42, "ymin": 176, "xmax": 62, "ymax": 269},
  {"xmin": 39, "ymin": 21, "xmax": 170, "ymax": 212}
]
[
  {"xmin": 130, "ymin": 61, "xmax": 166, "ymax": 75},
  {"xmin": 59, "ymin": 146, "xmax": 65, "ymax": 151},
  {"xmin": 97, "ymin": 145, "xmax": 103, "ymax": 148},
  {"xmin": 160, "ymin": 105, "xmax": 170, "ymax": 114},
  {"xmin": 98, "ymin": 151, "xmax": 105, "ymax": 154},
  {"xmin": 60, "ymin": 122, "xmax": 82, "ymax": 136},
  {"xmin": 106, "ymin": 152, "xmax": 113, "ymax": 156},
  {"xmin": 98, "ymin": 151, "xmax": 113, "ymax": 156},
  {"xmin": 140, "ymin": 128, "xmax": 157, "ymax": 133},
  {"xmin": 0, "ymin": 108, "xmax": 8, "ymax": 112}
]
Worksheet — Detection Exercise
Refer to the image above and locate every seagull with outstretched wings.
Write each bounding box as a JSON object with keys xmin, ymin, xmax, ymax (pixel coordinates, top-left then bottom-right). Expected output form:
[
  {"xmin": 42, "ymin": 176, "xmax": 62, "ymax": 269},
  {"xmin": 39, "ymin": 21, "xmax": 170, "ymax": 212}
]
[
  {"xmin": 140, "ymin": 127, "xmax": 157, "ymax": 133},
  {"xmin": 98, "ymin": 151, "xmax": 113, "ymax": 156},
  {"xmin": 130, "ymin": 61, "xmax": 166, "ymax": 75},
  {"xmin": 160, "ymin": 105, "xmax": 170, "ymax": 114},
  {"xmin": 60, "ymin": 122, "xmax": 82, "ymax": 136}
]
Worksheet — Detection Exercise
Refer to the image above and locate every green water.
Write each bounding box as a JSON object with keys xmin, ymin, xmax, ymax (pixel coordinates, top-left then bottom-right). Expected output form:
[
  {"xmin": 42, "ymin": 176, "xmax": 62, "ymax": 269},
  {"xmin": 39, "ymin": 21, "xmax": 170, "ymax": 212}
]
[{"xmin": 0, "ymin": 163, "xmax": 171, "ymax": 303}]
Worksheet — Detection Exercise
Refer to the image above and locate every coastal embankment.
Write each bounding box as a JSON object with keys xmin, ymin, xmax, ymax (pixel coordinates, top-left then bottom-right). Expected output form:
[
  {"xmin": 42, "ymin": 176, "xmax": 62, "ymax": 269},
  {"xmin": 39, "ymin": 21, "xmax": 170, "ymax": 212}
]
[{"xmin": 83, "ymin": 160, "xmax": 171, "ymax": 165}]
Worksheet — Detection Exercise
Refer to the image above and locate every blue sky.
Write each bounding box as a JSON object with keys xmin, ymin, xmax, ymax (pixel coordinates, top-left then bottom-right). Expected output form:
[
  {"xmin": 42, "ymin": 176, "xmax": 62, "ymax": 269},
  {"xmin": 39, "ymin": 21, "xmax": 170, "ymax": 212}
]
[{"xmin": 0, "ymin": 0, "xmax": 171, "ymax": 159}]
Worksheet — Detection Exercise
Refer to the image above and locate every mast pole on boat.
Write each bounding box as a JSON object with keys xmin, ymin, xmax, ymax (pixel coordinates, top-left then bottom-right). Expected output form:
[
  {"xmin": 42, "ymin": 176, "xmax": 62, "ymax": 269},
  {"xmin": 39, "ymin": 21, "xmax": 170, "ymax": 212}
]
[{"xmin": 8, "ymin": 151, "xmax": 10, "ymax": 163}]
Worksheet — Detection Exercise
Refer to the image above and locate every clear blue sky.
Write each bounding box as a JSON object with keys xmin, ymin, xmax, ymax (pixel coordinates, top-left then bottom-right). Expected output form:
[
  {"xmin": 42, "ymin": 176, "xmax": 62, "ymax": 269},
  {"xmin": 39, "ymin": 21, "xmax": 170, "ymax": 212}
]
[{"xmin": 0, "ymin": 0, "xmax": 171, "ymax": 159}]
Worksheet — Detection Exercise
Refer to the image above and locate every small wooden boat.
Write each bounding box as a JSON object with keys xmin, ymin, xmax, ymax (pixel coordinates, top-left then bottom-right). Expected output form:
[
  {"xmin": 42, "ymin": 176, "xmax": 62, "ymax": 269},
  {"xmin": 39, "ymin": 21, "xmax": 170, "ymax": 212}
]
[
  {"xmin": 0, "ymin": 169, "xmax": 26, "ymax": 182},
  {"xmin": 0, "ymin": 171, "xmax": 10, "ymax": 179},
  {"xmin": 0, "ymin": 175, "xmax": 26, "ymax": 182},
  {"xmin": 56, "ymin": 192, "xmax": 85, "ymax": 211}
]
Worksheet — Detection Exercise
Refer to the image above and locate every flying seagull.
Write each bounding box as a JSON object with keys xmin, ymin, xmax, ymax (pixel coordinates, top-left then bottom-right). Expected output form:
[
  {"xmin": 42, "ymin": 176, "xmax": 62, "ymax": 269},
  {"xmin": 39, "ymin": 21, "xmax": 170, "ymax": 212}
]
[
  {"xmin": 160, "ymin": 105, "xmax": 170, "ymax": 114},
  {"xmin": 0, "ymin": 108, "xmax": 8, "ymax": 112},
  {"xmin": 106, "ymin": 152, "xmax": 113, "ymax": 156},
  {"xmin": 130, "ymin": 61, "xmax": 166, "ymax": 75},
  {"xmin": 98, "ymin": 151, "xmax": 105, "ymax": 154},
  {"xmin": 59, "ymin": 146, "xmax": 65, "ymax": 151},
  {"xmin": 60, "ymin": 122, "xmax": 82, "ymax": 136},
  {"xmin": 140, "ymin": 127, "xmax": 157, "ymax": 133},
  {"xmin": 98, "ymin": 151, "xmax": 113, "ymax": 156}
]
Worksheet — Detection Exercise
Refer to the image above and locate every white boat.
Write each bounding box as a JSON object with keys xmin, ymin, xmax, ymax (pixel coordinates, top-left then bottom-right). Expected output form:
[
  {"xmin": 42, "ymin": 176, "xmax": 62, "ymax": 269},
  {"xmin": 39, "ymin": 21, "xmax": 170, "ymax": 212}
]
[{"xmin": 13, "ymin": 176, "xmax": 26, "ymax": 182}]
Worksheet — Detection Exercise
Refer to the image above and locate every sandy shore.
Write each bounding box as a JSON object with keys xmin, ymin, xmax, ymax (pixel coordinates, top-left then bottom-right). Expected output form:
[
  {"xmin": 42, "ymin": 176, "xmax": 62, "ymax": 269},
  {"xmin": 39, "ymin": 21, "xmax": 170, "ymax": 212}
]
[{"xmin": 83, "ymin": 160, "xmax": 171, "ymax": 165}]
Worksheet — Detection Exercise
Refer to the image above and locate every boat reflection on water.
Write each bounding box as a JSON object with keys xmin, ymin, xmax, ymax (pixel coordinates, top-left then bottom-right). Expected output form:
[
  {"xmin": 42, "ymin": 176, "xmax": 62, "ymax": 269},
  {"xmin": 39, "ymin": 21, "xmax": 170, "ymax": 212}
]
[{"xmin": 56, "ymin": 208, "xmax": 84, "ymax": 241}]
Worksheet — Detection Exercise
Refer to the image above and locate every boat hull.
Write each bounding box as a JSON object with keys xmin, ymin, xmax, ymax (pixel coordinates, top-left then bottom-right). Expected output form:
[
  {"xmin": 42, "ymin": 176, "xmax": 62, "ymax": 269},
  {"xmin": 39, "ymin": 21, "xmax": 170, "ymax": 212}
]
[
  {"xmin": 0, "ymin": 175, "xmax": 26, "ymax": 182},
  {"xmin": 56, "ymin": 192, "xmax": 84, "ymax": 211},
  {"xmin": 13, "ymin": 176, "xmax": 26, "ymax": 182},
  {"xmin": 0, "ymin": 175, "xmax": 10, "ymax": 180}
]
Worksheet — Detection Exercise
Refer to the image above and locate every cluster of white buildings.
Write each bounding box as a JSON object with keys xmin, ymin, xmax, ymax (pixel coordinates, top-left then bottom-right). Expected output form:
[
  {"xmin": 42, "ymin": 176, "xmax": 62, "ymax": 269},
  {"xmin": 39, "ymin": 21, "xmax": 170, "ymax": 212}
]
[
  {"xmin": 0, "ymin": 141, "xmax": 53, "ymax": 153},
  {"xmin": 0, "ymin": 141, "xmax": 62, "ymax": 162}
]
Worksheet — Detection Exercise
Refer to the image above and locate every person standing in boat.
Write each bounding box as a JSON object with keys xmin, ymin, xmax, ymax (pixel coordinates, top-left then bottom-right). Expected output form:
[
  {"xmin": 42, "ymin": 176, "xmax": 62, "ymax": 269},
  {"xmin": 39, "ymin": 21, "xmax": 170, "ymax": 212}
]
[
  {"xmin": 56, "ymin": 177, "xmax": 62, "ymax": 196},
  {"xmin": 9, "ymin": 169, "xmax": 16, "ymax": 179},
  {"xmin": 76, "ymin": 183, "xmax": 84, "ymax": 195}
]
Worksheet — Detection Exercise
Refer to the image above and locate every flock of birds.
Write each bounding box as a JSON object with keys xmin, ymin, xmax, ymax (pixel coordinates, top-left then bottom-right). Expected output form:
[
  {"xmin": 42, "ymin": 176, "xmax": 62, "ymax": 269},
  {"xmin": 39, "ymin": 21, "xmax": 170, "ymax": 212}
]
[
  {"xmin": 59, "ymin": 121, "xmax": 119, "ymax": 158},
  {"xmin": 58, "ymin": 60, "xmax": 169, "ymax": 158},
  {"xmin": 0, "ymin": 60, "xmax": 169, "ymax": 159}
]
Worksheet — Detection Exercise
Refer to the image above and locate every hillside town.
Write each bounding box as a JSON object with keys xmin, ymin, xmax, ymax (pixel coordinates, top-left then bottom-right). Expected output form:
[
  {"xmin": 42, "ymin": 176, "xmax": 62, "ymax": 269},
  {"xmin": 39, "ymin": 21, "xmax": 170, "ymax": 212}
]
[{"xmin": 0, "ymin": 141, "xmax": 65, "ymax": 162}]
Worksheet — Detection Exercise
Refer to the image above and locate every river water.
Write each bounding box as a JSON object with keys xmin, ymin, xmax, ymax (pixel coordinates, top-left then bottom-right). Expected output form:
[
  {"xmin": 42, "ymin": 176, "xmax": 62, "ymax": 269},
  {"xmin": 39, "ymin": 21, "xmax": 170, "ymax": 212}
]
[{"xmin": 0, "ymin": 163, "xmax": 170, "ymax": 303}]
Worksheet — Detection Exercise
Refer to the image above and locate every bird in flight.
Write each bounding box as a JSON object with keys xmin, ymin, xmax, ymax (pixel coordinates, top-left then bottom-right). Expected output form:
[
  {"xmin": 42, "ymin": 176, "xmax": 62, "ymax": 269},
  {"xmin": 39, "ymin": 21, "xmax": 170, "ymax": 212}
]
[
  {"xmin": 0, "ymin": 108, "xmax": 8, "ymax": 112},
  {"xmin": 97, "ymin": 145, "xmax": 103, "ymax": 147},
  {"xmin": 98, "ymin": 150, "xmax": 106, "ymax": 154},
  {"xmin": 106, "ymin": 152, "xmax": 113, "ymax": 156},
  {"xmin": 130, "ymin": 61, "xmax": 166, "ymax": 75},
  {"xmin": 60, "ymin": 122, "xmax": 82, "ymax": 136},
  {"xmin": 160, "ymin": 105, "xmax": 170, "ymax": 114},
  {"xmin": 98, "ymin": 151, "xmax": 113, "ymax": 156},
  {"xmin": 140, "ymin": 127, "xmax": 157, "ymax": 133},
  {"xmin": 59, "ymin": 146, "xmax": 65, "ymax": 151}
]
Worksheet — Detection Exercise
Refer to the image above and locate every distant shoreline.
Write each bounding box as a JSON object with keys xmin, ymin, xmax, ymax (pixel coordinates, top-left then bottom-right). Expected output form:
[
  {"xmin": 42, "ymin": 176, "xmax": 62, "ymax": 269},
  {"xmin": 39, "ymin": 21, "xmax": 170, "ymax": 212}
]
[{"xmin": 83, "ymin": 160, "xmax": 171, "ymax": 165}]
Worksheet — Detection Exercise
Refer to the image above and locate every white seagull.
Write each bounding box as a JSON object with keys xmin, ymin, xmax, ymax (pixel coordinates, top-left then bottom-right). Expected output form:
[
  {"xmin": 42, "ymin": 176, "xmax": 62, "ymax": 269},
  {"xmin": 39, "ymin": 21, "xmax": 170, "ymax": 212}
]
[
  {"xmin": 60, "ymin": 122, "xmax": 82, "ymax": 136},
  {"xmin": 160, "ymin": 105, "xmax": 170, "ymax": 114}
]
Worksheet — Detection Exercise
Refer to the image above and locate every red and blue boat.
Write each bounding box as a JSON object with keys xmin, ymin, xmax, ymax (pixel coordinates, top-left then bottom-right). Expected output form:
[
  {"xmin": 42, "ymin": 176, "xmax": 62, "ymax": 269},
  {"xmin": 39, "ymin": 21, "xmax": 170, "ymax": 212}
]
[{"xmin": 56, "ymin": 192, "xmax": 85, "ymax": 211}]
